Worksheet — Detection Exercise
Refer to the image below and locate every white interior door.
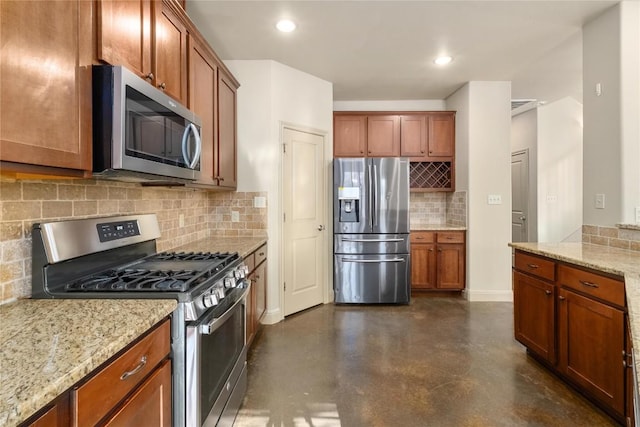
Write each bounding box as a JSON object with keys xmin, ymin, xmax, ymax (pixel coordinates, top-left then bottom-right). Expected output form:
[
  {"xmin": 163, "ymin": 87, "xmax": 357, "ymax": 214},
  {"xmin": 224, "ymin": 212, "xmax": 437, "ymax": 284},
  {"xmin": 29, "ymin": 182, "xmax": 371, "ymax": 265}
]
[
  {"xmin": 512, "ymin": 150, "xmax": 529, "ymax": 242},
  {"xmin": 283, "ymin": 127, "xmax": 326, "ymax": 316}
]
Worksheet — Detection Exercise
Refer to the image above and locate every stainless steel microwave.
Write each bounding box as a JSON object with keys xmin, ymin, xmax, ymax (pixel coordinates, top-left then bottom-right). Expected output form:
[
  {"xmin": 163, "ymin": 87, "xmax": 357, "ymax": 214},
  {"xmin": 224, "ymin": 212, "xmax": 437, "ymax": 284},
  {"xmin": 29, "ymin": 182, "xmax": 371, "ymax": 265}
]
[{"xmin": 92, "ymin": 65, "xmax": 202, "ymax": 183}]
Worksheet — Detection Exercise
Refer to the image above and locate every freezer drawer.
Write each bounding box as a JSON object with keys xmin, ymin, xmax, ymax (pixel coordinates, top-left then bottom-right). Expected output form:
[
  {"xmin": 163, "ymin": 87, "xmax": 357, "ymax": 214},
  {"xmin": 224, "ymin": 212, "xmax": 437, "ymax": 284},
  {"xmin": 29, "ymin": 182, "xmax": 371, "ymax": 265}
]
[
  {"xmin": 334, "ymin": 233, "xmax": 409, "ymax": 255},
  {"xmin": 334, "ymin": 254, "xmax": 410, "ymax": 304}
]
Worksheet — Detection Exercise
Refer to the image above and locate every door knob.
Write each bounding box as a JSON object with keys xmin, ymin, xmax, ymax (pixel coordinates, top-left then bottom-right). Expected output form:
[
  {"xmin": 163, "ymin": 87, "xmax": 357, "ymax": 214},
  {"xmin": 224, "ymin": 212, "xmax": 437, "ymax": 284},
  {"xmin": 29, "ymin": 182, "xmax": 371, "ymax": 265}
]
[
  {"xmin": 317, "ymin": 225, "xmax": 325, "ymax": 231},
  {"xmin": 520, "ymin": 216, "xmax": 526, "ymax": 221}
]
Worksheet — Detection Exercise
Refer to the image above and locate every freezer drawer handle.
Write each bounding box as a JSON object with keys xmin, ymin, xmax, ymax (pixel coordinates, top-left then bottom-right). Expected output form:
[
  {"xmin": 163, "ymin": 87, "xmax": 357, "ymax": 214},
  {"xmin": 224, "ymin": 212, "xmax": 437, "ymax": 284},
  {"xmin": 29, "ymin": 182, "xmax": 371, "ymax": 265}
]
[
  {"xmin": 341, "ymin": 258, "xmax": 406, "ymax": 263},
  {"xmin": 341, "ymin": 238, "xmax": 404, "ymax": 243}
]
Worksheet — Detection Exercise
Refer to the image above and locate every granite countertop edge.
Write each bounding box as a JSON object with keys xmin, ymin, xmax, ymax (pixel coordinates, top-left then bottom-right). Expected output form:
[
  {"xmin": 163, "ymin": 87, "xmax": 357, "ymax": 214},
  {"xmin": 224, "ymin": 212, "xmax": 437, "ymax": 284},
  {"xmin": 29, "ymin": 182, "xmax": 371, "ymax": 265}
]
[
  {"xmin": 170, "ymin": 236, "xmax": 268, "ymax": 258},
  {"xmin": 411, "ymin": 225, "xmax": 467, "ymax": 231}
]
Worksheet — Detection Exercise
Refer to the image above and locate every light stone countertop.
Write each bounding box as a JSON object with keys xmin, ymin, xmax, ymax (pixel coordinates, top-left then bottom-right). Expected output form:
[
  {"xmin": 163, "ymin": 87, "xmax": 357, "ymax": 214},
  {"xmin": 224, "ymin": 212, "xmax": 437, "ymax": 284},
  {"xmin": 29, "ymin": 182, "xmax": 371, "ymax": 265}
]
[
  {"xmin": 411, "ymin": 225, "xmax": 467, "ymax": 231},
  {"xmin": 0, "ymin": 299, "xmax": 176, "ymax": 427},
  {"xmin": 509, "ymin": 242, "xmax": 640, "ymax": 399},
  {"xmin": 170, "ymin": 236, "xmax": 267, "ymax": 258}
]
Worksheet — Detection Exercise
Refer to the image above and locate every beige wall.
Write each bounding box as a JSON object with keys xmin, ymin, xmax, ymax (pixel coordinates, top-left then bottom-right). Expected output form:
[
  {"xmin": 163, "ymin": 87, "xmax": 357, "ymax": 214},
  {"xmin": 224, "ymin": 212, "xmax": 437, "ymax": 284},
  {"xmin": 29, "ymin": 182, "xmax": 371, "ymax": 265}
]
[{"xmin": 0, "ymin": 178, "xmax": 266, "ymax": 304}]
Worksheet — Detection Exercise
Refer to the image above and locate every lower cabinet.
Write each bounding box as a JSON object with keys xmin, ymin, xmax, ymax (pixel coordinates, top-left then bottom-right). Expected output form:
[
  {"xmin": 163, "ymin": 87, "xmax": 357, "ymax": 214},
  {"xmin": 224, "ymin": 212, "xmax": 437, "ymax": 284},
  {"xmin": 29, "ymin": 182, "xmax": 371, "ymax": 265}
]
[
  {"xmin": 21, "ymin": 318, "xmax": 172, "ymax": 427},
  {"xmin": 410, "ymin": 231, "xmax": 465, "ymax": 291},
  {"xmin": 246, "ymin": 243, "xmax": 267, "ymax": 345},
  {"xmin": 513, "ymin": 250, "xmax": 631, "ymax": 423}
]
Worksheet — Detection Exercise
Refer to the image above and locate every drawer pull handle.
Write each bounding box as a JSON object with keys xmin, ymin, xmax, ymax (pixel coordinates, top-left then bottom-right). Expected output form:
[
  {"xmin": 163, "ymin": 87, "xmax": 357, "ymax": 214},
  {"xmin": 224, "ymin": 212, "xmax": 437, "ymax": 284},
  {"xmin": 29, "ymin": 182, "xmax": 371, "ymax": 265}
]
[
  {"xmin": 527, "ymin": 264, "xmax": 539, "ymax": 269},
  {"xmin": 579, "ymin": 280, "xmax": 599, "ymax": 288},
  {"xmin": 258, "ymin": 252, "xmax": 265, "ymax": 256},
  {"xmin": 545, "ymin": 290, "xmax": 552, "ymax": 296},
  {"xmin": 120, "ymin": 355, "xmax": 147, "ymax": 380},
  {"xmin": 415, "ymin": 237, "xmax": 424, "ymax": 240},
  {"xmin": 558, "ymin": 295, "xmax": 566, "ymax": 301}
]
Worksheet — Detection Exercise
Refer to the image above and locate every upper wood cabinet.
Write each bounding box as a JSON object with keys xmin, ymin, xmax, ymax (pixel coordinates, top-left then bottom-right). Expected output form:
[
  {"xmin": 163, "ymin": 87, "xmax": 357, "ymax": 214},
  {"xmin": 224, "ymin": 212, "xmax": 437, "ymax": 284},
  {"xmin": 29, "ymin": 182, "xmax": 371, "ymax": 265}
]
[
  {"xmin": 217, "ymin": 71, "xmax": 238, "ymax": 189},
  {"xmin": 154, "ymin": 1, "xmax": 188, "ymax": 104},
  {"xmin": 399, "ymin": 112, "xmax": 455, "ymax": 161},
  {"xmin": 367, "ymin": 115, "xmax": 400, "ymax": 156},
  {"xmin": 0, "ymin": 0, "xmax": 93, "ymax": 176},
  {"xmin": 188, "ymin": 35, "xmax": 218, "ymax": 187},
  {"xmin": 334, "ymin": 115, "xmax": 367, "ymax": 157},
  {"xmin": 98, "ymin": 0, "xmax": 188, "ymax": 105}
]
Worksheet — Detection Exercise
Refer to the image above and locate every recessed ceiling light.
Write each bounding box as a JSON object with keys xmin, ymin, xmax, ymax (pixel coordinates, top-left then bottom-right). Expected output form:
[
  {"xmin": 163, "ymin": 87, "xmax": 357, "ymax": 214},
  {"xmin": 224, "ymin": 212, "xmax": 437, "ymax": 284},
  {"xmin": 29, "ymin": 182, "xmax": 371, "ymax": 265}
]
[
  {"xmin": 434, "ymin": 56, "xmax": 453, "ymax": 65},
  {"xmin": 276, "ymin": 19, "xmax": 296, "ymax": 33}
]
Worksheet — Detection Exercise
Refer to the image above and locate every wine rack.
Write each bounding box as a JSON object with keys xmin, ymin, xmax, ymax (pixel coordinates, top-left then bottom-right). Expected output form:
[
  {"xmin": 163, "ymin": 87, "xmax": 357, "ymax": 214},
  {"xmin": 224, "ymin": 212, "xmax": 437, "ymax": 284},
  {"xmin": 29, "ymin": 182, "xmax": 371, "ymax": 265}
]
[{"xmin": 410, "ymin": 162, "xmax": 453, "ymax": 191}]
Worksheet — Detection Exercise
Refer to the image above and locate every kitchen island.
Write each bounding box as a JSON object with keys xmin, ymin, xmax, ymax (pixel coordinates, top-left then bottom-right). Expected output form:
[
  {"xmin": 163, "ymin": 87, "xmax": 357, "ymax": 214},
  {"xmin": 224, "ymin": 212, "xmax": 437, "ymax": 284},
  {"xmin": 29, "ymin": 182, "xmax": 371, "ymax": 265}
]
[{"xmin": 510, "ymin": 241, "xmax": 640, "ymax": 424}]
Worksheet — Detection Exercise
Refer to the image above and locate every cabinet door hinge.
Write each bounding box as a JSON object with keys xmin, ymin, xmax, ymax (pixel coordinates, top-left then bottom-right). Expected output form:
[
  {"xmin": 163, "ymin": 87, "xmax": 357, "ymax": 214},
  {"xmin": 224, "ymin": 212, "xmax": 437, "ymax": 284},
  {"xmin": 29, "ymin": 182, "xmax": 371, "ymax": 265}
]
[
  {"xmin": 283, "ymin": 212, "xmax": 286, "ymax": 222},
  {"xmin": 283, "ymin": 143, "xmax": 287, "ymax": 154},
  {"xmin": 284, "ymin": 282, "xmax": 287, "ymax": 291}
]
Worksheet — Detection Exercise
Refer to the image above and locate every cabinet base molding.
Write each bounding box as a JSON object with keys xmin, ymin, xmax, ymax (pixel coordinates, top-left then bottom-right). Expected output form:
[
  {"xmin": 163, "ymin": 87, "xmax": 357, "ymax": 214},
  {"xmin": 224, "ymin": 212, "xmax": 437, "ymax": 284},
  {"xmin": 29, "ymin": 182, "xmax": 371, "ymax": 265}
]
[{"xmin": 464, "ymin": 289, "xmax": 513, "ymax": 302}]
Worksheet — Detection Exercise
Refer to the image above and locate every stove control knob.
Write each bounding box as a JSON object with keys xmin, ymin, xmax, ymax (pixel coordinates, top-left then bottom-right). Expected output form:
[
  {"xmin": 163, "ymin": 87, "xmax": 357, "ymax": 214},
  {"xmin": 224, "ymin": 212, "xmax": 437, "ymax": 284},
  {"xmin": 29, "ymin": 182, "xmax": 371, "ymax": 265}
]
[
  {"xmin": 234, "ymin": 270, "xmax": 242, "ymax": 279},
  {"xmin": 203, "ymin": 293, "xmax": 218, "ymax": 308},
  {"xmin": 224, "ymin": 277, "xmax": 235, "ymax": 288},
  {"xmin": 215, "ymin": 288, "xmax": 225, "ymax": 299}
]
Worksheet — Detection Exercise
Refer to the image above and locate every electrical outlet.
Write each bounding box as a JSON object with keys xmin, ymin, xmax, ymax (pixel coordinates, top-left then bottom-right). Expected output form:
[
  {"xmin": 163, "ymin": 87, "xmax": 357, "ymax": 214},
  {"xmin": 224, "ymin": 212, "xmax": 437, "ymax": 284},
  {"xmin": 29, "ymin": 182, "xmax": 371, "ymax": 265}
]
[
  {"xmin": 595, "ymin": 194, "xmax": 605, "ymax": 209},
  {"xmin": 635, "ymin": 207, "xmax": 640, "ymax": 224},
  {"xmin": 254, "ymin": 196, "xmax": 266, "ymax": 208},
  {"xmin": 487, "ymin": 194, "xmax": 502, "ymax": 205},
  {"xmin": 179, "ymin": 213, "xmax": 185, "ymax": 228},
  {"xmin": 546, "ymin": 194, "xmax": 558, "ymax": 203},
  {"xmin": 231, "ymin": 211, "xmax": 240, "ymax": 222}
]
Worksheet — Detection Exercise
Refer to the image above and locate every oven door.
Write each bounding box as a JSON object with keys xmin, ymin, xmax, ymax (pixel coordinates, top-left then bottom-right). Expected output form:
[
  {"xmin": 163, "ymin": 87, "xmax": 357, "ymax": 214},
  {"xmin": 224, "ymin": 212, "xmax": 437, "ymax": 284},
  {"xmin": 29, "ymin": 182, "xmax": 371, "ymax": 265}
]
[{"xmin": 186, "ymin": 284, "xmax": 249, "ymax": 427}]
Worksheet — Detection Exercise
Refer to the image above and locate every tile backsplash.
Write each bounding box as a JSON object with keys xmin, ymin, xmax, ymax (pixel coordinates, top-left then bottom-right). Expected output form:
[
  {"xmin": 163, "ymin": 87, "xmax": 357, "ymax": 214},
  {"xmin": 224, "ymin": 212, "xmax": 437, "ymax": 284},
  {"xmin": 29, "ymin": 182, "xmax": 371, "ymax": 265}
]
[
  {"xmin": 409, "ymin": 191, "xmax": 467, "ymax": 228},
  {"xmin": 582, "ymin": 224, "xmax": 640, "ymax": 252},
  {"xmin": 0, "ymin": 178, "xmax": 267, "ymax": 303}
]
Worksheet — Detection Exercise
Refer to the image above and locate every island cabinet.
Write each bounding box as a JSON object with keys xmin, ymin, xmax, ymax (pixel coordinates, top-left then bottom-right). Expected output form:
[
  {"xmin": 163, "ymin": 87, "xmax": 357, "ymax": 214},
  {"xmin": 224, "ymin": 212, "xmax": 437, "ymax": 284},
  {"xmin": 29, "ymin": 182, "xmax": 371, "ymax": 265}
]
[
  {"xmin": 98, "ymin": 0, "xmax": 188, "ymax": 105},
  {"xmin": 0, "ymin": 0, "xmax": 93, "ymax": 177},
  {"xmin": 20, "ymin": 318, "xmax": 172, "ymax": 427},
  {"xmin": 513, "ymin": 250, "xmax": 631, "ymax": 424},
  {"xmin": 246, "ymin": 244, "xmax": 267, "ymax": 346},
  {"xmin": 410, "ymin": 231, "xmax": 465, "ymax": 291}
]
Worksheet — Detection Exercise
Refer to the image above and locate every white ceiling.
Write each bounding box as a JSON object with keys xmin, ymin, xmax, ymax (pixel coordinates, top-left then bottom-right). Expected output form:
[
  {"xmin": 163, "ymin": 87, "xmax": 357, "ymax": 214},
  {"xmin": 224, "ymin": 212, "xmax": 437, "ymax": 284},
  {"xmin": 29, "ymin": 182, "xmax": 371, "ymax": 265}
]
[{"xmin": 186, "ymin": 1, "xmax": 619, "ymax": 103}]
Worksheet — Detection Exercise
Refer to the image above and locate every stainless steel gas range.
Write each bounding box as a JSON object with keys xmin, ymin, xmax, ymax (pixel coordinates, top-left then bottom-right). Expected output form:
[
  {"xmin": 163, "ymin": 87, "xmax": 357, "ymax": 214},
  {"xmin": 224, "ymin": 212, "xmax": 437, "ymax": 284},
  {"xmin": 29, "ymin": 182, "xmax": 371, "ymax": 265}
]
[{"xmin": 31, "ymin": 214, "xmax": 249, "ymax": 427}]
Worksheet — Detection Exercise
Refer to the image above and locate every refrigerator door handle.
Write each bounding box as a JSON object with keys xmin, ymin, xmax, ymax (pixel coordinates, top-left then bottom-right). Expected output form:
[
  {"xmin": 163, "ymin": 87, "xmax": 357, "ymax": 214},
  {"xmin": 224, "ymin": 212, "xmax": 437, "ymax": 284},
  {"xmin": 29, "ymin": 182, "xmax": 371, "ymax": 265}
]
[
  {"xmin": 341, "ymin": 238, "xmax": 404, "ymax": 243},
  {"xmin": 367, "ymin": 162, "xmax": 373, "ymax": 229},
  {"xmin": 340, "ymin": 258, "xmax": 406, "ymax": 264},
  {"xmin": 372, "ymin": 164, "xmax": 378, "ymax": 227}
]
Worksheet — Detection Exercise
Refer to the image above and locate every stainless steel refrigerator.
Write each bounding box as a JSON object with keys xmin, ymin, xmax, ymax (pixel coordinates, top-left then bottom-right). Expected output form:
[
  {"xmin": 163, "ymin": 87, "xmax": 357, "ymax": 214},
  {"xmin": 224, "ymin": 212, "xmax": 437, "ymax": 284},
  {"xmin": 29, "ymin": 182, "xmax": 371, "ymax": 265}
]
[{"xmin": 333, "ymin": 157, "xmax": 410, "ymax": 304}]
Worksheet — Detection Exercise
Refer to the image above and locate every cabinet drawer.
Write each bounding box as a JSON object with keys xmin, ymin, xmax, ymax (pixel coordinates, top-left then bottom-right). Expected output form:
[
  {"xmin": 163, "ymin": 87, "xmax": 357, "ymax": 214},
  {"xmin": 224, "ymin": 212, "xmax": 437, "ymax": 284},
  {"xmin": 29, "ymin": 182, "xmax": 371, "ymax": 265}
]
[
  {"xmin": 255, "ymin": 244, "xmax": 267, "ymax": 266},
  {"xmin": 74, "ymin": 319, "xmax": 171, "ymax": 426},
  {"xmin": 244, "ymin": 252, "xmax": 256, "ymax": 273},
  {"xmin": 410, "ymin": 231, "xmax": 435, "ymax": 243},
  {"xmin": 558, "ymin": 264, "xmax": 625, "ymax": 307},
  {"xmin": 514, "ymin": 251, "xmax": 555, "ymax": 282},
  {"xmin": 436, "ymin": 231, "xmax": 464, "ymax": 244}
]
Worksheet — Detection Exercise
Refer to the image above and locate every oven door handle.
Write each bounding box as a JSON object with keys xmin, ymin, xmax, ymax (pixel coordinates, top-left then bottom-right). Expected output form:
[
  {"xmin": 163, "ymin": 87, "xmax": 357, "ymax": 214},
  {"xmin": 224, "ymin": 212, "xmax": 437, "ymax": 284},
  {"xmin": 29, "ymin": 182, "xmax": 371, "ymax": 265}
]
[{"xmin": 200, "ymin": 283, "xmax": 250, "ymax": 335}]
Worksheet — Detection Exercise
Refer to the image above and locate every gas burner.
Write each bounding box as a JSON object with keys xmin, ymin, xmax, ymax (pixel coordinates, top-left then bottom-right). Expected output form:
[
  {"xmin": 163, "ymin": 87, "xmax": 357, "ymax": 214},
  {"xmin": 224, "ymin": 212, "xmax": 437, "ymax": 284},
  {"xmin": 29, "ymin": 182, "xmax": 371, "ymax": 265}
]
[
  {"xmin": 151, "ymin": 251, "xmax": 234, "ymax": 262},
  {"xmin": 65, "ymin": 269, "xmax": 199, "ymax": 292}
]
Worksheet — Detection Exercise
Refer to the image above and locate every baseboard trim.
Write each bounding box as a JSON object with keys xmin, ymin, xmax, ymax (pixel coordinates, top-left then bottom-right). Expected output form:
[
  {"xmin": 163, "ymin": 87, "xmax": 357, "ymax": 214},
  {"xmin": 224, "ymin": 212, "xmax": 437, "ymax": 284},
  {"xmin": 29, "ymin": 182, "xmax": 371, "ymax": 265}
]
[
  {"xmin": 464, "ymin": 289, "xmax": 513, "ymax": 302},
  {"xmin": 261, "ymin": 308, "xmax": 282, "ymax": 325}
]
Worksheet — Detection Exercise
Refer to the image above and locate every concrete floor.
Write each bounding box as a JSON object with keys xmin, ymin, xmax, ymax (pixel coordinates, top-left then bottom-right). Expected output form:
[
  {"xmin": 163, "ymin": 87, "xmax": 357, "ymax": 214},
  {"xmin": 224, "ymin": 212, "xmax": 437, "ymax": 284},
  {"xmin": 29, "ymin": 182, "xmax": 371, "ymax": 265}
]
[{"xmin": 234, "ymin": 296, "xmax": 617, "ymax": 427}]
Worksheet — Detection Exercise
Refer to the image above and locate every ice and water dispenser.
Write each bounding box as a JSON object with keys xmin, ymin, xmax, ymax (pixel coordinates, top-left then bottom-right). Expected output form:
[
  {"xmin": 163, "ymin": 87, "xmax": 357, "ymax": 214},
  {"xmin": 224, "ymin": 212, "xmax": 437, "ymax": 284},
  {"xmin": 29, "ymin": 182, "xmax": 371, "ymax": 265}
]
[{"xmin": 338, "ymin": 186, "xmax": 360, "ymax": 223}]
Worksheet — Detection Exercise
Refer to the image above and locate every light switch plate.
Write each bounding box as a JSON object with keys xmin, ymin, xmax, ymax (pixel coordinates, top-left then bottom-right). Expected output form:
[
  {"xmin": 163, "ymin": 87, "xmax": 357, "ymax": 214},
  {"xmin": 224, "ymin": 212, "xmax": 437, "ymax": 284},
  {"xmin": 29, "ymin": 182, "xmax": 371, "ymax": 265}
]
[
  {"xmin": 595, "ymin": 194, "xmax": 605, "ymax": 209},
  {"xmin": 487, "ymin": 194, "xmax": 502, "ymax": 205},
  {"xmin": 546, "ymin": 194, "xmax": 558, "ymax": 203},
  {"xmin": 231, "ymin": 211, "xmax": 240, "ymax": 222}
]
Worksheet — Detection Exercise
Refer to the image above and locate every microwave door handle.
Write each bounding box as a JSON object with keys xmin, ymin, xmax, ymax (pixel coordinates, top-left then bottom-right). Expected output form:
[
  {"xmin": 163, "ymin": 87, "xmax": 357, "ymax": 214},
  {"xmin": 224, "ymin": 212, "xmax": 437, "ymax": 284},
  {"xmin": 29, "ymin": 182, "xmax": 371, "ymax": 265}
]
[{"xmin": 181, "ymin": 123, "xmax": 202, "ymax": 169}]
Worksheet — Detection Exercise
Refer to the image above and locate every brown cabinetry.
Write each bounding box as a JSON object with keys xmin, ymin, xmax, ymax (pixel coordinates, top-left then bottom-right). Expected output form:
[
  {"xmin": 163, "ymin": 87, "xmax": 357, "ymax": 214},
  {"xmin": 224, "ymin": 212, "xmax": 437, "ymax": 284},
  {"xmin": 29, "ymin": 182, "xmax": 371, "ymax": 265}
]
[
  {"xmin": 246, "ymin": 244, "xmax": 267, "ymax": 345},
  {"xmin": 410, "ymin": 231, "xmax": 465, "ymax": 291},
  {"xmin": 513, "ymin": 250, "xmax": 631, "ymax": 423},
  {"xmin": 98, "ymin": 0, "xmax": 188, "ymax": 105},
  {"xmin": 334, "ymin": 111, "xmax": 455, "ymax": 191},
  {"xmin": 216, "ymin": 70, "xmax": 239, "ymax": 188},
  {"xmin": 0, "ymin": 0, "xmax": 92, "ymax": 177}
]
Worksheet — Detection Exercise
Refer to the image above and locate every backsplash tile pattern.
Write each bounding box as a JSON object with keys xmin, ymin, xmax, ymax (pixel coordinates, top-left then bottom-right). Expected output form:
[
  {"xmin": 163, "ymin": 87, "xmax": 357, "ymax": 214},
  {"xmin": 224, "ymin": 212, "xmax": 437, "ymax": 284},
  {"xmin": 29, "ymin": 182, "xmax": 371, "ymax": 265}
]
[
  {"xmin": 209, "ymin": 191, "xmax": 268, "ymax": 237},
  {"xmin": 446, "ymin": 191, "xmax": 467, "ymax": 227},
  {"xmin": 409, "ymin": 191, "xmax": 467, "ymax": 228},
  {"xmin": 583, "ymin": 225, "xmax": 640, "ymax": 252},
  {"xmin": 0, "ymin": 178, "xmax": 267, "ymax": 303}
]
